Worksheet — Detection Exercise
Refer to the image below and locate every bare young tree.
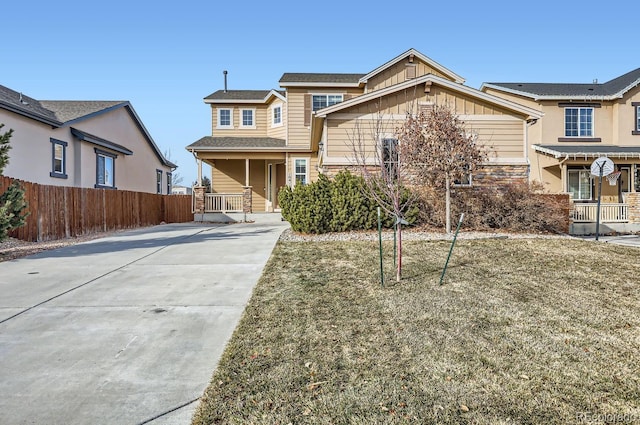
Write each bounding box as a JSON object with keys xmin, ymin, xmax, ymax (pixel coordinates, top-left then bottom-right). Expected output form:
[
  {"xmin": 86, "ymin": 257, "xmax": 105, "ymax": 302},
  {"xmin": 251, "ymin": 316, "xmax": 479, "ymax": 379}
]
[
  {"xmin": 349, "ymin": 108, "xmax": 418, "ymax": 282},
  {"xmin": 399, "ymin": 105, "xmax": 487, "ymax": 233},
  {"xmin": 163, "ymin": 149, "xmax": 184, "ymax": 186}
]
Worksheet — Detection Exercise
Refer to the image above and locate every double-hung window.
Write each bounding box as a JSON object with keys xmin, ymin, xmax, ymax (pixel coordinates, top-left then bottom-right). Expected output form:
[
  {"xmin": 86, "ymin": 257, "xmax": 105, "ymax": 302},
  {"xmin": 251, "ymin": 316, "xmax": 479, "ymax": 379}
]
[
  {"xmin": 166, "ymin": 172, "xmax": 172, "ymax": 194},
  {"xmin": 240, "ymin": 109, "xmax": 254, "ymax": 128},
  {"xmin": 293, "ymin": 158, "xmax": 308, "ymax": 185},
  {"xmin": 567, "ymin": 169, "xmax": 592, "ymax": 200},
  {"xmin": 50, "ymin": 138, "xmax": 67, "ymax": 179},
  {"xmin": 217, "ymin": 108, "xmax": 232, "ymax": 128},
  {"xmin": 272, "ymin": 104, "xmax": 282, "ymax": 126},
  {"xmin": 565, "ymin": 107, "xmax": 593, "ymax": 137},
  {"xmin": 633, "ymin": 103, "xmax": 640, "ymax": 135},
  {"xmin": 382, "ymin": 138, "xmax": 398, "ymax": 179},
  {"xmin": 95, "ymin": 150, "xmax": 116, "ymax": 188},
  {"xmin": 312, "ymin": 94, "xmax": 343, "ymax": 111},
  {"xmin": 156, "ymin": 170, "xmax": 163, "ymax": 194}
]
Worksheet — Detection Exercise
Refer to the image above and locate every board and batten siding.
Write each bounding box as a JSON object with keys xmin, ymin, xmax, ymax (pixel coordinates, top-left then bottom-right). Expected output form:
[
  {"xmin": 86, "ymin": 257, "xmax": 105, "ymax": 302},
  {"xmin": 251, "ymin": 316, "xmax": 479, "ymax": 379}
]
[{"xmin": 366, "ymin": 58, "xmax": 452, "ymax": 93}]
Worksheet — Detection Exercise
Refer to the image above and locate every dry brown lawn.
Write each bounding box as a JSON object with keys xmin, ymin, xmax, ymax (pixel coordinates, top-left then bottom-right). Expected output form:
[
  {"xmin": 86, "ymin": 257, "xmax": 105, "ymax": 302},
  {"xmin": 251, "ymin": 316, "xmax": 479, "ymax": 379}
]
[{"xmin": 192, "ymin": 238, "xmax": 640, "ymax": 424}]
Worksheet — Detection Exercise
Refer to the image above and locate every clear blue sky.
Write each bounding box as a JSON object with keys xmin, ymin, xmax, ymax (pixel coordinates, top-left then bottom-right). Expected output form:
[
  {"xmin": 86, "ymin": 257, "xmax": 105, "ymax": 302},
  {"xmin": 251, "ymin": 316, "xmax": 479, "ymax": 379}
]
[{"xmin": 4, "ymin": 0, "xmax": 638, "ymax": 185}]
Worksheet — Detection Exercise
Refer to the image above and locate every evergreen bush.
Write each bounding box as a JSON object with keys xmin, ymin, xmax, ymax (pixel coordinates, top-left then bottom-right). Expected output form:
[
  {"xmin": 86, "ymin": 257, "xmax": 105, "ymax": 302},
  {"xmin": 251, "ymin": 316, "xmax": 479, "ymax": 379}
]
[{"xmin": 278, "ymin": 170, "xmax": 418, "ymax": 234}]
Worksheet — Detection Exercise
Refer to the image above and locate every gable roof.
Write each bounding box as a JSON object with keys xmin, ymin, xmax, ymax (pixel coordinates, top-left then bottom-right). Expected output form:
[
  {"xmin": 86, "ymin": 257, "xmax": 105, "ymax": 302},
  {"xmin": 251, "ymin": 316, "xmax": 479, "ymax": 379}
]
[
  {"xmin": 359, "ymin": 48, "xmax": 465, "ymax": 85},
  {"xmin": 204, "ymin": 89, "xmax": 286, "ymax": 104},
  {"xmin": 0, "ymin": 84, "xmax": 175, "ymax": 168},
  {"xmin": 279, "ymin": 73, "xmax": 365, "ymax": 87},
  {"xmin": 482, "ymin": 68, "xmax": 640, "ymax": 100},
  {"xmin": 314, "ymin": 73, "xmax": 543, "ymax": 120}
]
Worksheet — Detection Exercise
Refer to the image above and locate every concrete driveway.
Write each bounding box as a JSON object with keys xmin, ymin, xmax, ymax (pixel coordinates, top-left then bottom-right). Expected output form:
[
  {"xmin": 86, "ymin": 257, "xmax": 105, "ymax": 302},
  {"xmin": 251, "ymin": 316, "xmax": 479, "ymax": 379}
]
[{"xmin": 0, "ymin": 221, "xmax": 288, "ymax": 425}]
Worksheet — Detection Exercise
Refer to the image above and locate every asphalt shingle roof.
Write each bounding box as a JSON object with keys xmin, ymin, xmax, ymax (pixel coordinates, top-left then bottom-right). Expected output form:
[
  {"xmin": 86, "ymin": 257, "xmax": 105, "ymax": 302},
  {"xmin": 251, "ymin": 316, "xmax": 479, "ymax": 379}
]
[
  {"xmin": 487, "ymin": 68, "xmax": 640, "ymax": 98},
  {"xmin": 204, "ymin": 90, "xmax": 285, "ymax": 101},
  {"xmin": 279, "ymin": 73, "xmax": 365, "ymax": 84},
  {"xmin": 187, "ymin": 137, "xmax": 286, "ymax": 149},
  {"xmin": 0, "ymin": 85, "xmax": 61, "ymax": 125},
  {"xmin": 40, "ymin": 101, "xmax": 125, "ymax": 123}
]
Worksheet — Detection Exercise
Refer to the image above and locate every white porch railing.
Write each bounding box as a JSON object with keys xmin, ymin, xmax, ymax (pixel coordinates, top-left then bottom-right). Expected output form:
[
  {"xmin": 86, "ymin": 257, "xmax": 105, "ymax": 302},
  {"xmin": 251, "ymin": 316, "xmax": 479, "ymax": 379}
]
[
  {"xmin": 571, "ymin": 203, "xmax": 628, "ymax": 223},
  {"xmin": 203, "ymin": 193, "xmax": 243, "ymax": 213}
]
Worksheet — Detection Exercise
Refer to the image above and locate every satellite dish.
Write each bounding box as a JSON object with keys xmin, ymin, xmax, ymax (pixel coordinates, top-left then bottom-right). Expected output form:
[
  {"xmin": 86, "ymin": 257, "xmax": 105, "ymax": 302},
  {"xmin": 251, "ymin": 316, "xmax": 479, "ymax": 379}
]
[{"xmin": 590, "ymin": 157, "xmax": 615, "ymax": 177}]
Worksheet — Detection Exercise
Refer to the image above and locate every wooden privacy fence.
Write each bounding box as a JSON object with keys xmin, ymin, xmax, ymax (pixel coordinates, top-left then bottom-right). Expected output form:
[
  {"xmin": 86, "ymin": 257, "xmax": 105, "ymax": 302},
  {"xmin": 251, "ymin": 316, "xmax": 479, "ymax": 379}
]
[{"xmin": 1, "ymin": 176, "xmax": 193, "ymax": 242}]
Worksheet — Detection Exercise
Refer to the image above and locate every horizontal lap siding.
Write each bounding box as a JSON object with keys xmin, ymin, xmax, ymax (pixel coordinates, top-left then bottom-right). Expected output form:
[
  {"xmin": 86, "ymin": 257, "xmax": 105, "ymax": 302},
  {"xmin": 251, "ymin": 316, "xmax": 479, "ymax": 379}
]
[
  {"xmin": 465, "ymin": 120, "xmax": 524, "ymax": 159},
  {"xmin": 1, "ymin": 176, "xmax": 192, "ymax": 242},
  {"xmin": 212, "ymin": 160, "xmax": 245, "ymax": 193},
  {"xmin": 287, "ymin": 89, "xmax": 310, "ymax": 147}
]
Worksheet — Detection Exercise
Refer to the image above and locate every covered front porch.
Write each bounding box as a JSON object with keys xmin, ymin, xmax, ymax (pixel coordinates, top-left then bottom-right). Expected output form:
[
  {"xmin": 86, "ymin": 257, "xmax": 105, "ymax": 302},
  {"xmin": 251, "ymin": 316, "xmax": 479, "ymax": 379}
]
[{"xmin": 532, "ymin": 144, "xmax": 640, "ymax": 234}]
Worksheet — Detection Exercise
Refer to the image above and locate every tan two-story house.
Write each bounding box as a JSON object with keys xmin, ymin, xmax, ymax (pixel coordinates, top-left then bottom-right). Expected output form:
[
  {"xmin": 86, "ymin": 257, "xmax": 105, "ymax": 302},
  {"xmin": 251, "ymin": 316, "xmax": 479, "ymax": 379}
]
[
  {"xmin": 483, "ymin": 69, "xmax": 640, "ymax": 232},
  {"xmin": 187, "ymin": 48, "xmax": 542, "ymax": 218}
]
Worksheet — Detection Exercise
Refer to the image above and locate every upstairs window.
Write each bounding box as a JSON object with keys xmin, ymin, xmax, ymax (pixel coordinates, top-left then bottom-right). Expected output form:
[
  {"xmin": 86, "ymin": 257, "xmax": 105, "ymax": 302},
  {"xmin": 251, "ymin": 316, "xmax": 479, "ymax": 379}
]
[
  {"xmin": 634, "ymin": 103, "xmax": 640, "ymax": 135},
  {"xmin": 312, "ymin": 94, "xmax": 343, "ymax": 111},
  {"xmin": 50, "ymin": 138, "xmax": 67, "ymax": 179},
  {"xmin": 272, "ymin": 105, "xmax": 282, "ymax": 126},
  {"xmin": 96, "ymin": 150, "xmax": 116, "ymax": 188},
  {"xmin": 217, "ymin": 108, "xmax": 232, "ymax": 128},
  {"xmin": 565, "ymin": 107, "xmax": 593, "ymax": 137},
  {"xmin": 637, "ymin": 106, "xmax": 640, "ymax": 131},
  {"xmin": 240, "ymin": 109, "xmax": 254, "ymax": 128},
  {"xmin": 166, "ymin": 172, "xmax": 172, "ymax": 194}
]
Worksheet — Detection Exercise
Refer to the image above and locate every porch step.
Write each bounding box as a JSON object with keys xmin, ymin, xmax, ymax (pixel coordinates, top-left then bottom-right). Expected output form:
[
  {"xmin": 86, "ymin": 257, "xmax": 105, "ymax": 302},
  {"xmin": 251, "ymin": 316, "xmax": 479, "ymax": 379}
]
[{"xmin": 193, "ymin": 212, "xmax": 285, "ymax": 224}]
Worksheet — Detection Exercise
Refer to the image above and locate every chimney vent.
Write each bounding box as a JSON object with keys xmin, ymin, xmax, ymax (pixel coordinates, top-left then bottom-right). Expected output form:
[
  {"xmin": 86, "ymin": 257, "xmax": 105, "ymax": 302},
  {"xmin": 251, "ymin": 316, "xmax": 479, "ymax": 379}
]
[
  {"xmin": 223, "ymin": 70, "xmax": 228, "ymax": 93},
  {"xmin": 593, "ymin": 78, "xmax": 598, "ymax": 84}
]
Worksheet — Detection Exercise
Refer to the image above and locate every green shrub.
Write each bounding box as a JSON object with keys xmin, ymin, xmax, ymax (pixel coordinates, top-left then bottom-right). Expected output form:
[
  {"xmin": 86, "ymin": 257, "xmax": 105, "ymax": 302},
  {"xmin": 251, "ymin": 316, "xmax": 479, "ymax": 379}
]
[
  {"xmin": 0, "ymin": 180, "xmax": 29, "ymax": 241},
  {"xmin": 278, "ymin": 170, "xmax": 418, "ymax": 234}
]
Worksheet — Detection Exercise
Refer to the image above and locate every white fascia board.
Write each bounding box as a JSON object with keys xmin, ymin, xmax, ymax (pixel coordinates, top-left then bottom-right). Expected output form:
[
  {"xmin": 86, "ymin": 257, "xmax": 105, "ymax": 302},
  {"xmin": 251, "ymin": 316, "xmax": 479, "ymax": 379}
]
[
  {"xmin": 265, "ymin": 90, "xmax": 287, "ymax": 102},
  {"xmin": 205, "ymin": 99, "xmax": 267, "ymax": 104},
  {"xmin": 318, "ymin": 74, "xmax": 543, "ymax": 120},
  {"xmin": 278, "ymin": 82, "xmax": 361, "ymax": 88},
  {"xmin": 359, "ymin": 48, "xmax": 465, "ymax": 85}
]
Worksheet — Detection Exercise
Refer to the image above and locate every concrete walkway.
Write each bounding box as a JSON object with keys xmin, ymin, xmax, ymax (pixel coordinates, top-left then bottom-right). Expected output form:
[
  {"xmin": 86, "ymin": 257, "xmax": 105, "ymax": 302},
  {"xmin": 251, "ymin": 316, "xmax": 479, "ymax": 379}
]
[
  {"xmin": 0, "ymin": 221, "xmax": 288, "ymax": 425},
  {"xmin": 579, "ymin": 234, "xmax": 640, "ymax": 247}
]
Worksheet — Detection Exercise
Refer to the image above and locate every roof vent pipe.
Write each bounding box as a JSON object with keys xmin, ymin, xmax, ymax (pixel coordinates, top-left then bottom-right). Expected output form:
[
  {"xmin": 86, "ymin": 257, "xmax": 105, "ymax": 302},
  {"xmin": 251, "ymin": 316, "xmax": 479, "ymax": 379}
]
[
  {"xmin": 593, "ymin": 78, "xmax": 598, "ymax": 84},
  {"xmin": 223, "ymin": 70, "xmax": 228, "ymax": 93}
]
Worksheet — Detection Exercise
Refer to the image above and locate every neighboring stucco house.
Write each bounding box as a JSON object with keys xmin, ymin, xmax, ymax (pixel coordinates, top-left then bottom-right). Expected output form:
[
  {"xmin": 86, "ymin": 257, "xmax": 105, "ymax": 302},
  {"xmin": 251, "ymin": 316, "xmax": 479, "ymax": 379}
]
[
  {"xmin": 187, "ymin": 48, "xmax": 542, "ymax": 216},
  {"xmin": 0, "ymin": 84, "xmax": 175, "ymax": 194},
  {"xmin": 483, "ymin": 70, "xmax": 640, "ymax": 231}
]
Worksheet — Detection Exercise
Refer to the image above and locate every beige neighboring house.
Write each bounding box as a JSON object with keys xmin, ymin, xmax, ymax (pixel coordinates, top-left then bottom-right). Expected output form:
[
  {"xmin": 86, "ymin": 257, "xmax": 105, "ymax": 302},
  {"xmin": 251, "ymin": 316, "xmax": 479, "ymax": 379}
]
[
  {"xmin": 0, "ymin": 84, "xmax": 175, "ymax": 194},
  {"xmin": 187, "ymin": 48, "xmax": 542, "ymax": 218},
  {"xmin": 483, "ymin": 69, "xmax": 640, "ymax": 232}
]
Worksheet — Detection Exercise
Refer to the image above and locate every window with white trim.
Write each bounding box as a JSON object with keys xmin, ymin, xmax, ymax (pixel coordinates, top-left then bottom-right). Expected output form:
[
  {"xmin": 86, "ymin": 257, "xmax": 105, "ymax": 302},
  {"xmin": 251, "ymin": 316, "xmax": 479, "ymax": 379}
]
[
  {"xmin": 50, "ymin": 138, "xmax": 67, "ymax": 179},
  {"xmin": 312, "ymin": 94, "xmax": 343, "ymax": 111},
  {"xmin": 567, "ymin": 169, "xmax": 592, "ymax": 200},
  {"xmin": 293, "ymin": 158, "xmax": 308, "ymax": 185},
  {"xmin": 217, "ymin": 108, "xmax": 233, "ymax": 128},
  {"xmin": 240, "ymin": 109, "xmax": 254, "ymax": 128},
  {"xmin": 272, "ymin": 104, "xmax": 282, "ymax": 126},
  {"xmin": 565, "ymin": 107, "xmax": 593, "ymax": 137},
  {"xmin": 96, "ymin": 150, "xmax": 116, "ymax": 188}
]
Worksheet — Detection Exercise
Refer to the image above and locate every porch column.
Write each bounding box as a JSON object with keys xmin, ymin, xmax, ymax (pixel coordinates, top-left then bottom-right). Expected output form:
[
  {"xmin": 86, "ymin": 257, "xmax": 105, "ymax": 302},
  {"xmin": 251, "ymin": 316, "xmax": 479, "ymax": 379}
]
[
  {"xmin": 627, "ymin": 192, "xmax": 640, "ymax": 223},
  {"xmin": 193, "ymin": 185, "xmax": 206, "ymax": 215},
  {"xmin": 245, "ymin": 158, "xmax": 250, "ymax": 187},
  {"xmin": 197, "ymin": 158, "xmax": 203, "ymax": 186},
  {"xmin": 560, "ymin": 161, "xmax": 567, "ymax": 193},
  {"xmin": 242, "ymin": 186, "xmax": 253, "ymax": 214}
]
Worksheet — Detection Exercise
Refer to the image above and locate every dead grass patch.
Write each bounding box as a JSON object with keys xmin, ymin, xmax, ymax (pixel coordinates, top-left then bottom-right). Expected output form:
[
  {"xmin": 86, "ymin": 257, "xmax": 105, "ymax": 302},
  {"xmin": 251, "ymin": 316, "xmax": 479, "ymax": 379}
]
[{"xmin": 192, "ymin": 238, "xmax": 640, "ymax": 424}]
